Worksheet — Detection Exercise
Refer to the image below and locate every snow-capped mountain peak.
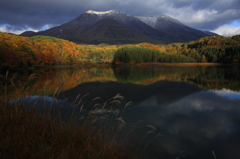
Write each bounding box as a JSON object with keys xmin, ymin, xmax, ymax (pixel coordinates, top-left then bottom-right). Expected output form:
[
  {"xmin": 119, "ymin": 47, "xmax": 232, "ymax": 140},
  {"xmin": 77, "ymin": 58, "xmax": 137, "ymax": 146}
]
[
  {"xmin": 85, "ymin": 10, "xmax": 118, "ymax": 15},
  {"xmin": 78, "ymin": 10, "xmax": 136, "ymax": 26},
  {"xmin": 69, "ymin": 10, "xmax": 126, "ymax": 26},
  {"xmin": 22, "ymin": 9, "xmax": 217, "ymax": 44}
]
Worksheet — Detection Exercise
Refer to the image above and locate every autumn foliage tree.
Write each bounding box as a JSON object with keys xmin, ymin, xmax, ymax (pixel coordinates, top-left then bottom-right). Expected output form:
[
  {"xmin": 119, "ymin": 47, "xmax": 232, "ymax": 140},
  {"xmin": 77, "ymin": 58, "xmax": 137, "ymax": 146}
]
[
  {"xmin": 0, "ymin": 33, "xmax": 87, "ymax": 67},
  {"xmin": 1, "ymin": 31, "xmax": 240, "ymax": 68}
]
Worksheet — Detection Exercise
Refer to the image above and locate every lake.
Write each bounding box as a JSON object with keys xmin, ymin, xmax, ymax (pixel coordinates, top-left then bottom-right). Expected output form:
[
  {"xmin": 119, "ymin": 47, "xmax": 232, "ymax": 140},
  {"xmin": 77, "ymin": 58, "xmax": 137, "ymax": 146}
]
[{"xmin": 3, "ymin": 65, "xmax": 240, "ymax": 159}]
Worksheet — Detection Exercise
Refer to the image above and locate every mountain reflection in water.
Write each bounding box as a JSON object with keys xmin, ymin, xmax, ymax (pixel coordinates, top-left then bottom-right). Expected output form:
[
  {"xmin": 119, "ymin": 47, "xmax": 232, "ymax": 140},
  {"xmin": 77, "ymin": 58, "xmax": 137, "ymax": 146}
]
[
  {"xmin": 4, "ymin": 65, "xmax": 240, "ymax": 159},
  {"xmin": 14, "ymin": 84, "xmax": 240, "ymax": 159}
]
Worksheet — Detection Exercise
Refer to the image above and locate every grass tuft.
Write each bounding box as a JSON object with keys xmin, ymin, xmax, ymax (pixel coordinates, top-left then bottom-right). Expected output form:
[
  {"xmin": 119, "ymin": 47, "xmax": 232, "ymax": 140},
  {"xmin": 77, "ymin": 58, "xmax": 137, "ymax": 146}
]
[
  {"xmin": 0, "ymin": 72, "xmax": 138, "ymax": 159},
  {"xmin": 0, "ymin": 101, "xmax": 137, "ymax": 159},
  {"xmin": 0, "ymin": 71, "xmax": 162, "ymax": 159}
]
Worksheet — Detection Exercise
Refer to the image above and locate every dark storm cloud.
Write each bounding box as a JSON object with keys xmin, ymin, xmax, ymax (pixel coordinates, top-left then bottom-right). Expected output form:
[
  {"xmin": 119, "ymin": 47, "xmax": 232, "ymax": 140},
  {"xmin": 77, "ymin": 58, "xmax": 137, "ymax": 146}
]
[
  {"xmin": 0, "ymin": 0, "xmax": 87, "ymax": 30},
  {"xmin": 0, "ymin": 0, "xmax": 129, "ymax": 30},
  {"xmin": 0, "ymin": 0, "xmax": 240, "ymax": 33}
]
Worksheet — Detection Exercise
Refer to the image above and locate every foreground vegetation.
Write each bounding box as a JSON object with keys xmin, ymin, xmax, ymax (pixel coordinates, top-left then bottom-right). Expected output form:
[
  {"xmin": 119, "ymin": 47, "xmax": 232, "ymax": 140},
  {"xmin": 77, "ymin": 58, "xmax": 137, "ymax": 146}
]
[
  {"xmin": 0, "ymin": 31, "xmax": 240, "ymax": 68},
  {"xmin": 0, "ymin": 102, "xmax": 136, "ymax": 159},
  {"xmin": 0, "ymin": 72, "xmax": 143, "ymax": 159}
]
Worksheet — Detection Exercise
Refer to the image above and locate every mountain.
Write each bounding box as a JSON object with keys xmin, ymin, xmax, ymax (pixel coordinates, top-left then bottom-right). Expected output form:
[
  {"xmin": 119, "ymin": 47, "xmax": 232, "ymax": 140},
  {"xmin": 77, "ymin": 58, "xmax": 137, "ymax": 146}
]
[
  {"xmin": 21, "ymin": 10, "xmax": 217, "ymax": 44},
  {"xmin": 135, "ymin": 15, "xmax": 216, "ymax": 42}
]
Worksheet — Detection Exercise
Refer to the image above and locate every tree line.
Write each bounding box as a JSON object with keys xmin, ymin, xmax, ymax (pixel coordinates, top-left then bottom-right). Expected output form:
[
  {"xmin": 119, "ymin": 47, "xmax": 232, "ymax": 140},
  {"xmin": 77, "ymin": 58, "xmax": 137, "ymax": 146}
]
[
  {"xmin": 112, "ymin": 46, "xmax": 197, "ymax": 64},
  {"xmin": 113, "ymin": 35, "xmax": 240, "ymax": 64},
  {"xmin": 177, "ymin": 35, "xmax": 240, "ymax": 63},
  {"xmin": 1, "ymin": 32, "xmax": 240, "ymax": 68},
  {"xmin": 0, "ymin": 32, "xmax": 117, "ymax": 68}
]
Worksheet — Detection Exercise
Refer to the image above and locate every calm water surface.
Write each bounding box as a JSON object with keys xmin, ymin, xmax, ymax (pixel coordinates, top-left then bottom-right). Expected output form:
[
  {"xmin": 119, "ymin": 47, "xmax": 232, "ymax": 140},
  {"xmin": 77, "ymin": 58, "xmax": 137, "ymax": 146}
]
[{"xmin": 5, "ymin": 65, "xmax": 240, "ymax": 159}]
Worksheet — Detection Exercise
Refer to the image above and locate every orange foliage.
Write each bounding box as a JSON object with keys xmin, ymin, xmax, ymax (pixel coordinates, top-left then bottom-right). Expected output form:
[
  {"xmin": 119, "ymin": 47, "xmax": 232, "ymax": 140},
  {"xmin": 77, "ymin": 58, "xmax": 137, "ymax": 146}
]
[{"xmin": 0, "ymin": 32, "xmax": 87, "ymax": 67}]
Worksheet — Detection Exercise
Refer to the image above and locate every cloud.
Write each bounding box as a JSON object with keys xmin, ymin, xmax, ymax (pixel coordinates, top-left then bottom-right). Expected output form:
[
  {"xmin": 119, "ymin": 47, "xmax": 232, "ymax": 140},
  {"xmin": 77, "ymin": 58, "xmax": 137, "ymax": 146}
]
[
  {"xmin": 212, "ymin": 26, "xmax": 240, "ymax": 36},
  {"xmin": 0, "ymin": 25, "xmax": 26, "ymax": 35},
  {"xmin": 0, "ymin": 24, "xmax": 39, "ymax": 35},
  {"xmin": 0, "ymin": 0, "xmax": 240, "ymax": 35}
]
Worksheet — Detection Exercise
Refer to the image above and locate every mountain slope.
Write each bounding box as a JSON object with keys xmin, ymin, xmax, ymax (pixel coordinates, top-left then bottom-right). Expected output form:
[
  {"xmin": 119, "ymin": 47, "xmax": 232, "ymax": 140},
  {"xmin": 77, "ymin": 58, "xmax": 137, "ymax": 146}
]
[
  {"xmin": 135, "ymin": 15, "xmax": 216, "ymax": 42},
  {"xmin": 66, "ymin": 18, "xmax": 158, "ymax": 43},
  {"xmin": 21, "ymin": 10, "xmax": 217, "ymax": 44}
]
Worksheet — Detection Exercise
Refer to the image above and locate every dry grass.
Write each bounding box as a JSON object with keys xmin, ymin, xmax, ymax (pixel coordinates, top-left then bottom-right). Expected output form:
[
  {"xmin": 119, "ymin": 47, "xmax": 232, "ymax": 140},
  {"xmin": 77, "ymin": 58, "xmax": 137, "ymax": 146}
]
[
  {"xmin": 0, "ymin": 71, "xmax": 139, "ymax": 159},
  {"xmin": 0, "ymin": 70, "xmax": 163, "ymax": 159},
  {"xmin": 0, "ymin": 101, "xmax": 138, "ymax": 159}
]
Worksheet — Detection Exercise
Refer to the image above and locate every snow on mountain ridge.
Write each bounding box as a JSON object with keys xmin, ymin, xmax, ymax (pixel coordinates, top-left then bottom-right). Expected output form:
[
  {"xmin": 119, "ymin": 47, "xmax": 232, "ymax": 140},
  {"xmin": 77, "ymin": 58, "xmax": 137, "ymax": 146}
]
[
  {"xmin": 84, "ymin": 10, "xmax": 133, "ymax": 18},
  {"xmin": 75, "ymin": 10, "xmax": 195, "ymax": 34},
  {"xmin": 83, "ymin": 10, "xmax": 182, "ymax": 28},
  {"xmin": 80, "ymin": 10, "xmax": 137, "ymax": 27},
  {"xmin": 134, "ymin": 16, "xmax": 158, "ymax": 28},
  {"xmin": 135, "ymin": 14, "xmax": 183, "ymax": 28},
  {"xmin": 85, "ymin": 10, "xmax": 117, "ymax": 15},
  {"xmin": 159, "ymin": 15, "xmax": 182, "ymax": 24}
]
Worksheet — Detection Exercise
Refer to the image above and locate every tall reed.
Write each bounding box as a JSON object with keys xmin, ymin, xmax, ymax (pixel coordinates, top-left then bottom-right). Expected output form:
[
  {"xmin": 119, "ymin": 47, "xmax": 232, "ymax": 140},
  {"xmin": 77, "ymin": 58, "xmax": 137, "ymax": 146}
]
[
  {"xmin": 0, "ymin": 71, "xmax": 161, "ymax": 159},
  {"xmin": 0, "ymin": 71, "xmax": 137, "ymax": 159}
]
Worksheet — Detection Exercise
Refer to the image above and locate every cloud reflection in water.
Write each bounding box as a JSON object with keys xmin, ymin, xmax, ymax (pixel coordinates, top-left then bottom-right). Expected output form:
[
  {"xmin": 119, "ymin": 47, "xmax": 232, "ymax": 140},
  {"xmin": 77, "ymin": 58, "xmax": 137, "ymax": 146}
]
[
  {"xmin": 10, "ymin": 88, "xmax": 240, "ymax": 159},
  {"xmin": 123, "ymin": 89, "xmax": 240, "ymax": 159}
]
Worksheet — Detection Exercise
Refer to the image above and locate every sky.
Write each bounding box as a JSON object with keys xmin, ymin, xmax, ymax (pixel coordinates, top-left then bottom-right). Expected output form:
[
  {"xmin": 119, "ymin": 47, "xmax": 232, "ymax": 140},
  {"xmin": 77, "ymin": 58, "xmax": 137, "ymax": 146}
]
[{"xmin": 0, "ymin": 0, "xmax": 240, "ymax": 36}]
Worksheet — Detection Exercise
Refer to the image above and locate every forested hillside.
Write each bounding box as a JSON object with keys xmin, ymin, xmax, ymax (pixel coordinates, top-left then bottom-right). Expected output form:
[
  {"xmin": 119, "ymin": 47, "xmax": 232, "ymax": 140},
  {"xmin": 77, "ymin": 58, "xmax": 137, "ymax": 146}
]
[
  {"xmin": 0, "ymin": 32, "xmax": 117, "ymax": 68},
  {"xmin": 1, "ymin": 32, "xmax": 240, "ymax": 68},
  {"xmin": 112, "ymin": 46, "xmax": 197, "ymax": 64},
  {"xmin": 164, "ymin": 35, "xmax": 240, "ymax": 63},
  {"xmin": 113, "ymin": 35, "xmax": 240, "ymax": 64},
  {"xmin": 0, "ymin": 32, "xmax": 80, "ymax": 67}
]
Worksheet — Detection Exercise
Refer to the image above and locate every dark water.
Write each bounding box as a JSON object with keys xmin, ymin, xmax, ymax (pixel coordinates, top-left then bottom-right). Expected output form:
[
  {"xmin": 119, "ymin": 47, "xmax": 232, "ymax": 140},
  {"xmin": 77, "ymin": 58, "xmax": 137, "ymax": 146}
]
[{"xmin": 5, "ymin": 65, "xmax": 240, "ymax": 159}]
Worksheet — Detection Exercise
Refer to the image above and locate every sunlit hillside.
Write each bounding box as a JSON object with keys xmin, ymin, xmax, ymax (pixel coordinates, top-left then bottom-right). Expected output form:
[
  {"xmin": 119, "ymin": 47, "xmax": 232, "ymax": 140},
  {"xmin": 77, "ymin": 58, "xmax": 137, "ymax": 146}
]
[
  {"xmin": 0, "ymin": 32, "xmax": 118, "ymax": 68},
  {"xmin": 1, "ymin": 32, "xmax": 240, "ymax": 69}
]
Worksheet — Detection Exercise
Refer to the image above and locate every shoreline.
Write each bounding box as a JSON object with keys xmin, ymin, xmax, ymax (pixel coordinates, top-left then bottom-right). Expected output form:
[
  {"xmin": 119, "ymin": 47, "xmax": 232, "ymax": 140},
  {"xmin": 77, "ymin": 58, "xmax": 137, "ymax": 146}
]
[
  {"xmin": 140, "ymin": 62, "xmax": 223, "ymax": 66},
  {"xmin": 114, "ymin": 62, "xmax": 227, "ymax": 67},
  {"xmin": 1, "ymin": 63, "xmax": 113, "ymax": 71},
  {"xmin": 2, "ymin": 62, "xmax": 238, "ymax": 71}
]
